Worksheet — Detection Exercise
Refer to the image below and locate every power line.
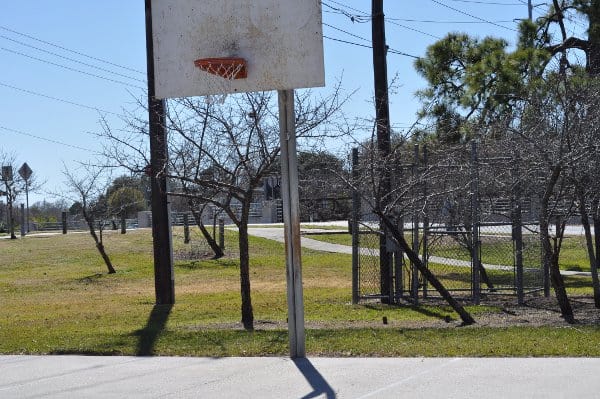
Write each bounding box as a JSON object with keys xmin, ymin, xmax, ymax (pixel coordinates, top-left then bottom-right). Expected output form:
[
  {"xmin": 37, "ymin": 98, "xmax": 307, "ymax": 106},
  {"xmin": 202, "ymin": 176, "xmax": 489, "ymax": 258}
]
[
  {"xmin": 387, "ymin": 18, "xmax": 516, "ymax": 24},
  {"xmin": 1, "ymin": 47, "xmax": 146, "ymax": 91},
  {"xmin": 386, "ymin": 20, "xmax": 442, "ymax": 40},
  {"xmin": 0, "ymin": 81, "xmax": 124, "ymax": 116},
  {"xmin": 322, "ymin": 1, "xmax": 371, "ymax": 23},
  {"xmin": 448, "ymin": 0, "xmax": 524, "ymax": 5},
  {"xmin": 0, "ymin": 125, "xmax": 95, "ymax": 152},
  {"xmin": 323, "ymin": 23, "xmax": 372, "ymax": 44},
  {"xmin": 0, "ymin": 34, "xmax": 146, "ymax": 84},
  {"xmin": 323, "ymin": 35, "xmax": 419, "ymax": 59},
  {"xmin": 429, "ymin": 0, "xmax": 518, "ymax": 32},
  {"xmin": 0, "ymin": 25, "xmax": 145, "ymax": 75},
  {"xmin": 323, "ymin": 1, "xmax": 438, "ymax": 39}
]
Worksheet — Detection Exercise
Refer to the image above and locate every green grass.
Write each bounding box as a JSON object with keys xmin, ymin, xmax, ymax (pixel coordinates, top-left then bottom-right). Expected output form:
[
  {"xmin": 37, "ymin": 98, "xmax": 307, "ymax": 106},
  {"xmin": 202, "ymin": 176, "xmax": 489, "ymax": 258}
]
[{"xmin": 0, "ymin": 228, "xmax": 597, "ymax": 357}]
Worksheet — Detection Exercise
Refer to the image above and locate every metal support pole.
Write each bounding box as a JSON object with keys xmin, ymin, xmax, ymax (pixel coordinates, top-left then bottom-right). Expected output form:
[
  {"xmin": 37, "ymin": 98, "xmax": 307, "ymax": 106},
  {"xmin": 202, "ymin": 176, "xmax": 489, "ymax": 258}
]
[
  {"xmin": 351, "ymin": 148, "xmax": 360, "ymax": 305},
  {"xmin": 411, "ymin": 144, "xmax": 420, "ymax": 304},
  {"xmin": 145, "ymin": 0, "xmax": 174, "ymax": 305},
  {"xmin": 20, "ymin": 204, "xmax": 25, "ymax": 237},
  {"xmin": 25, "ymin": 180, "xmax": 29, "ymax": 233},
  {"xmin": 422, "ymin": 145, "xmax": 429, "ymax": 299},
  {"xmin": 512, "ymin": 156, "xmax": 524, "ymax": 305},
  {"xmin": 278, "ymin": 89, "xmax": 305, "ymax": 358},
  {"xmin": 394, "ymin": 216, "xmax": 404, "ymax": 301},
  {"xmin": 471, "ymin": 141, "xmax": 481, "ymax": 305}
]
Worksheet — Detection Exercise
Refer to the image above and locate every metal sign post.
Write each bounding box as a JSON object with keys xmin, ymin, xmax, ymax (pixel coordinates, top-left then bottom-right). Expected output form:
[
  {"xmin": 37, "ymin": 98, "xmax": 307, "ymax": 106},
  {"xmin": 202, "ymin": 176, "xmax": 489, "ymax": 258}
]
[{"xmin": 278, "ymin": 89, "xmax": 305, "ymax": 358}]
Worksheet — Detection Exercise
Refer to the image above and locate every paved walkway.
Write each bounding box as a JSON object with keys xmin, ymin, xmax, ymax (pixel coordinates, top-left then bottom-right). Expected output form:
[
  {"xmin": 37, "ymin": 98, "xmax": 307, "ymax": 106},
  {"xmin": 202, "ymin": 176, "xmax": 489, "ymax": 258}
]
[
  {"xmin": 247, "ymin": 227, "xmax": 592, "ymax": 277},
  {"xmin": 2, "ymin": 355, "xmax": 599, "ymax": 398}
]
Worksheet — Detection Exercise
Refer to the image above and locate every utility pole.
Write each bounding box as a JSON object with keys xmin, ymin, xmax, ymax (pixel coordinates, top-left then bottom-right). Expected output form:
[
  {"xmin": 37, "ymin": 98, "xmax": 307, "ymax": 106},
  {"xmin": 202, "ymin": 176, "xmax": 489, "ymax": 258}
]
[
  {"xmin": 145, "ymin": 0, "xmax": 175, "ymax": 305},
  {"xmin": 528, "ymin": 0, "xmax": 533, "ymax": 21},
  {"xmin": 372, "ymin": 0, "xmax": 392, "ymax": 303}
]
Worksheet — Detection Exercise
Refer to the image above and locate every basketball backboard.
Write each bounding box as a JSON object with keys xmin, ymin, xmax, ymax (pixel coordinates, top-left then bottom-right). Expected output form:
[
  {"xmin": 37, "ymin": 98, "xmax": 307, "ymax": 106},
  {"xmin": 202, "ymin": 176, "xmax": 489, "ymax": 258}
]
[{"xmin": 151, "ymin": 0, "xmax": 325, "ymax": 99}]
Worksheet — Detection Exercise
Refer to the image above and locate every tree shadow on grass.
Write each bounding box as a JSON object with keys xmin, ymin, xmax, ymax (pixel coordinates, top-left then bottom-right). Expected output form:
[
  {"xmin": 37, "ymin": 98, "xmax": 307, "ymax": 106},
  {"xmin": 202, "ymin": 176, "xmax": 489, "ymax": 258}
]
[
  {"xmin": 133, "ymin": 304, "xmax": 173, "ymax": 356},
  {"xmin": 293, "ymin": 358, "xmax": 336, "ymax": 399}
]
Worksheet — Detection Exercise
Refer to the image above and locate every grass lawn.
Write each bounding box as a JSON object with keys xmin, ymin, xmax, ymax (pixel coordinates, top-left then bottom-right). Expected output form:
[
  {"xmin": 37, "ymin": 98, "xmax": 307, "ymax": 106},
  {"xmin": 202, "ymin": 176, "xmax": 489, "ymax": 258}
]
[{"xmin": 0, "ymin": 228, "xmax": 598, "ymax": 357}]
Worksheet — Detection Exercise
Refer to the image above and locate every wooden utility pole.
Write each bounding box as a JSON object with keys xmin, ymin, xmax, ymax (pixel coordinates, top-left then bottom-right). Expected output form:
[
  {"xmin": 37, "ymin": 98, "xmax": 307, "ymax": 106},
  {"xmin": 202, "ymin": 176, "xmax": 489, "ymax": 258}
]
[
  {"xmin": 145, "ymin": 0, "xmax": 175, "ymax": 305},
  {"xmin": 528, "ymin": 0, "xmax": 533, "ymax": 21},
  {"xmin": 372, "ymin": 0, "xmax": 392, "ymax": 303}
]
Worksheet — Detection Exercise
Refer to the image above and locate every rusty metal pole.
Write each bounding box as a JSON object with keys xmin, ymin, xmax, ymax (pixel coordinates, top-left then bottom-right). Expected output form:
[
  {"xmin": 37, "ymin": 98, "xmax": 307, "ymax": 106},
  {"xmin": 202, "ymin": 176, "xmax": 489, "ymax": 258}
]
[{"xmin": 278, "ymin": 89, "xmax": 305, "ymax": 358}]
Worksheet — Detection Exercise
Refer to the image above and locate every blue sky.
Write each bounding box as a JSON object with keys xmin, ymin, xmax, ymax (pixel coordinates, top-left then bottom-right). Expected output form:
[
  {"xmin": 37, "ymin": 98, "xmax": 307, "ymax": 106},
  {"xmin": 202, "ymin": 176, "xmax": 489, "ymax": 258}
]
[{"xmin": 0, "ymin": 1, "xmax": 563, "ymax": 205}]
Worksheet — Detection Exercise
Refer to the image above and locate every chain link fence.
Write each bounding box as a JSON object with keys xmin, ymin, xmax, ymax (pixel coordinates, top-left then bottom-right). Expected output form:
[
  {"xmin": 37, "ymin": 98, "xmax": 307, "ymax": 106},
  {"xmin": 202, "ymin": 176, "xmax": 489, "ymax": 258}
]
[{"xmin": 351, "ymin": 141, "xmax": 547, "ymax": 304}]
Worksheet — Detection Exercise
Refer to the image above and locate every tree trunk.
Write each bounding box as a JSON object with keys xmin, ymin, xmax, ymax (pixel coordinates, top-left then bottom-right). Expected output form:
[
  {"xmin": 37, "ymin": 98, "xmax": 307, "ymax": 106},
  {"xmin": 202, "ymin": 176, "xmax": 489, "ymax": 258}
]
[
  {"xmin": 188, "ymin": 203, "xmax": 224, "ymax": 259},
  {"xmin": 378, "ymin": 211, "xmax": 475, "ymax": 325},
  {"xmin": 238, "ymin": 204, "xmax": 254, "ymax": 330},
  {"xmin": 539, "ymin": 211, "xmax": 574, "ymax": 323},
  {"xmin": 8, "ymin": 198, "xmax": 16, "ymax": 239},
  {"xmin": 457, "ymin": 228, "xmax": 494, "ymax": 290},
  {"xmin": 96, "ymin": 241, "xmax": 116, "ymax": 274},
  {"xmin": 84, "ymin": 212, "xmax": 116, "ymax": 274},
  {"xmin": 579, "ymin": 195, "xmax": 600, "ymax": 307},
  {"xmin": 586, "ymin": 3, "xmax": 600, "ymax": 76}
]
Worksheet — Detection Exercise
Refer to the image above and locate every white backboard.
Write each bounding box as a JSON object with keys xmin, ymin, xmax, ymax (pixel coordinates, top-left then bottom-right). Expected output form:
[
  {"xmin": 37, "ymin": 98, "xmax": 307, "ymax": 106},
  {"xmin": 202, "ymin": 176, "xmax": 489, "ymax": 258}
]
[{"xmin": 151, "ymin": 0, "xmax": 325, "ymax": 99}]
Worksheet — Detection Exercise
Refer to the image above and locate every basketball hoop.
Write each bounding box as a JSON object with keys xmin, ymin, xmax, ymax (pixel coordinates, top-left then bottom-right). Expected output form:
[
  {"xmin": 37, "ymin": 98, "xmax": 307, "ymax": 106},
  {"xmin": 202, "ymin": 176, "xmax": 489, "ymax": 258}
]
[{"xmin": 194, "ymin": 57, "xmax": 247, "ymax": 80}]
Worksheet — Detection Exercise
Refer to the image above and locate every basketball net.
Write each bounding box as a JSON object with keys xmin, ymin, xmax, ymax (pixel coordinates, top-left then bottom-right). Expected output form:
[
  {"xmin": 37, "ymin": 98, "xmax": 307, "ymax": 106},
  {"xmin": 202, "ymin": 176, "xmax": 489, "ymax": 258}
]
[{"xmin": 194, "ymin": 57, "xmax": 247, "ymax": 104}]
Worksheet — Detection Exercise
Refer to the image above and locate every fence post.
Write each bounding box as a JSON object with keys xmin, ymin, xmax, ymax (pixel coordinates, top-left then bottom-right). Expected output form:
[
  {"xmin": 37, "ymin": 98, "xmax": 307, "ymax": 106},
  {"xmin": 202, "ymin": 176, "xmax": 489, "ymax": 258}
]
[
  {"xmin": 351, "ymin": 148, "xmax": 360, "ymax": 304},
  {"xmin": 218, "ymin": 218, "xmax": 225, "ymax": 250},
  {"xmin": 411, "ymin": 144, "xmax": 420, "ymax": 304},
  {"xmin": 422, "ymin": 145, "xmax": 429, "ymax": 299},
  {"xmin": 470, "ymin": 141, "xmax": 481, "ymax": 305},
  {"xmin": 183, "ymin": 213, "xmax": 190, "ymax": 244},
  {"xmin": 512, "ymin": 155, "xmax": 524, "ymax": 305},
  {"xmin": 62, "ymin": 211, "xmax": 67, "ymax": 235},
  {"xmin": 394, "ymin": 216, "xmax": 404, "ymax": 301},
  {"xmin": 20, "ymin": 204, "xmax": 25, "ymax": 237}
]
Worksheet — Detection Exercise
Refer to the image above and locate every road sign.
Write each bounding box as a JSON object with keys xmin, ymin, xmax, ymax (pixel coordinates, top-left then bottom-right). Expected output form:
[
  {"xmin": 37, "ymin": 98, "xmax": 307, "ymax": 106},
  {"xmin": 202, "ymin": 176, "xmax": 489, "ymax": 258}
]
[
  {"xmin": 1, "ymin": 166, "xmax": 12, "ymax": 182},
  {"xmin": 18, "ymin": 162, "xmax": 32, "ymax": 181}
]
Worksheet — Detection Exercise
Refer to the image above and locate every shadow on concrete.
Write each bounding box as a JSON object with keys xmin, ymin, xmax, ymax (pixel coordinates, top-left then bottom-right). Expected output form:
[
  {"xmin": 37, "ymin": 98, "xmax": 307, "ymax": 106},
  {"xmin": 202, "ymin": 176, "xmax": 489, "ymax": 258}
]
[
  {"xmin": 293, "ymin": 358, "xmax": 336, "ymax": 399},
  {"xmin": 135, "ymin": 304, "xmax": 173, "ymax": 356}
]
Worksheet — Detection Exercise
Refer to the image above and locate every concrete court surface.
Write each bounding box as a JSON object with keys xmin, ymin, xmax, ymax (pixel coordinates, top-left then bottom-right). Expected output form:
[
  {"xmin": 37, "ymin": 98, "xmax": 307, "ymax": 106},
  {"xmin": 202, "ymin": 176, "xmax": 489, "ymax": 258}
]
[{"xmin": 1, "ymin": 356, "xmax": 599, "ymax": 398}]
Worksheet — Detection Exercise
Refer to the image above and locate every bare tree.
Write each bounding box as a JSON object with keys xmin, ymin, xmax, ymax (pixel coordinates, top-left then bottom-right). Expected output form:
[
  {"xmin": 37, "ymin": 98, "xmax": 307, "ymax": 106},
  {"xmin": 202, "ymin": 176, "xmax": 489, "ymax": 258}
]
[
  {"xmin": 500, "ymin": 72, "xmax": 600, "ymax": 323},
  {"xmin": 63, "ymin": 166, "xmax": 116, "ymax": 274},
  {"xmin": 349, "ymin": 137, "xmax": 476, "ymax": 325},
  {"xmin": 101, "ymin": 87, "xmax": 349, "ymax": 330}
]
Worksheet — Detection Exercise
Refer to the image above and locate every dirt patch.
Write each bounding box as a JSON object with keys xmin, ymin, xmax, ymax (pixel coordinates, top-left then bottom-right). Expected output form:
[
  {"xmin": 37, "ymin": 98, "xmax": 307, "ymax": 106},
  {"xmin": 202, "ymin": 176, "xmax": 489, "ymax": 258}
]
[
  {"xmin": 472, "ymin": 295, "xmax": 600, "ymax": 328},
  {"xmin": 186, "ymin": 295, "xmax": 600, "ymax": 331}
]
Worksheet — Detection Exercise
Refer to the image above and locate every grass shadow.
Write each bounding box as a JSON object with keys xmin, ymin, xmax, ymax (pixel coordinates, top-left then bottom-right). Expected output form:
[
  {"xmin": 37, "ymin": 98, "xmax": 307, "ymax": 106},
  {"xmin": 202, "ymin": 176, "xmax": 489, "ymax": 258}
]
[
  {"xmin": 76, "ymin": 273, "xmax": 105, "ymax": 284},
  {"xmin": 133, "ymin": 304, "xmax": 173, "ymax": 356},
  {"xmin": 293, "ymin": 358, "xmax": 336, "ymax": 399},
  {"xmin": 364, "ymin": 302, "xmax": 454, "ymax": 323}
]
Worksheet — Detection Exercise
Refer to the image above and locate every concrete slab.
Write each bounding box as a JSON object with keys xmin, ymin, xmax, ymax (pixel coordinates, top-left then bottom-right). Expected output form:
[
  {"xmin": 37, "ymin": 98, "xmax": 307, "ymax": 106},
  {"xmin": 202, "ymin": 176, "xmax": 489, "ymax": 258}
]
[{"xmin": 1, "ymin": 356, "xmax": 599, "ymax": 398}]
